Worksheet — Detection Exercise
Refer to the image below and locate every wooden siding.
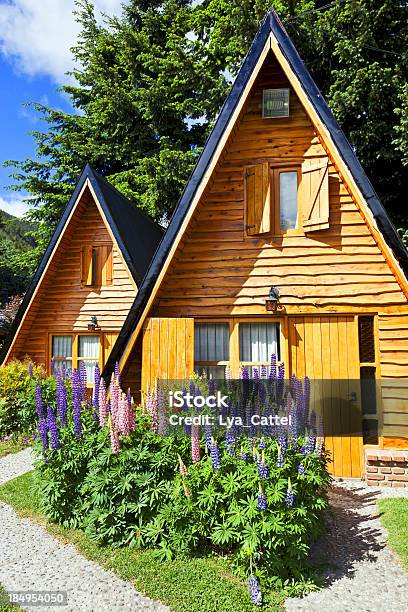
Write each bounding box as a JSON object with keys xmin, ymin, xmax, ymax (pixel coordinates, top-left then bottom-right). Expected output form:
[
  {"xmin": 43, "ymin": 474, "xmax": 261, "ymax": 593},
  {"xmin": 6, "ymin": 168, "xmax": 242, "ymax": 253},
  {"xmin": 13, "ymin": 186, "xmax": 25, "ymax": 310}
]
[
  {"xmin": 8, "ymin": 187, "xmax": 137, "ymax": 369},
  {"xmin": 155, "ymin": 55, "xmax": 406, "ymax": 317},
  {"xmin": 141, "ymin": 317, "xmax": 194, "ymax": 401}
]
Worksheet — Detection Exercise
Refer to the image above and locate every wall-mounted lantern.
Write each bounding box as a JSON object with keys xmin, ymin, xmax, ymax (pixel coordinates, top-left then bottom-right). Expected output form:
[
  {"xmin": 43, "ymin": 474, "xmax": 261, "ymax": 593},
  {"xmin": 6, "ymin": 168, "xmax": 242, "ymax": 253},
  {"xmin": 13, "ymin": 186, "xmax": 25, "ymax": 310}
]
[
  {"xmin": 88, "ymin": 315, "xmax": 100, "ymax": 331},
  {"xmin": 265, "ymin": 286, "xmax": 280, "ymax": 312}
]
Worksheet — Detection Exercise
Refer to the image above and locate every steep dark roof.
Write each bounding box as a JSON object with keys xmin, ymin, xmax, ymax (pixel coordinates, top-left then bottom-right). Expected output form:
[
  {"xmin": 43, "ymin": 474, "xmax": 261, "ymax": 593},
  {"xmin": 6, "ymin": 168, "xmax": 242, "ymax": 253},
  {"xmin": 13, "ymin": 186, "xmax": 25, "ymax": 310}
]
[
  {"xmin": 104, "ymin": 8, "xmax": 408, "ymax": 377},
  {"xmin": 88, "ymin": 167, "xmax": 164, "ymax": 284},
  {"xmin": 0, "ymin": 164, "xmax": 163, "ymax": 363}
]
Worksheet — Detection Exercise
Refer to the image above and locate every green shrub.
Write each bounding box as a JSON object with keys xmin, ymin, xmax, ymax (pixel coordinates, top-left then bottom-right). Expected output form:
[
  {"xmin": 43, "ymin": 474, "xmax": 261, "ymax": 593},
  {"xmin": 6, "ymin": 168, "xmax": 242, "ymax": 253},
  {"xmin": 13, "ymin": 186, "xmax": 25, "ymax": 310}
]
[
  {"xmin": 0, "ymin": 360, "xmax": 54, "ymax": 436},
  {"xmin": 33, "ymin": 412, "xmax": 329, "ymax": 595}
]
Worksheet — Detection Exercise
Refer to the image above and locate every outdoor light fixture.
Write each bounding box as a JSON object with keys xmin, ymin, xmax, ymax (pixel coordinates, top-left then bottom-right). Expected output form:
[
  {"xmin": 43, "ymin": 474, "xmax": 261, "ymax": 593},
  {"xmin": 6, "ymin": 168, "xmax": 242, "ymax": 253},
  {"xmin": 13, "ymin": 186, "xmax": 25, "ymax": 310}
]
[
  {"xmin": 88, "ymin": 315, "xmax": 100, "ymax": 331},
  {"xmin": 265, "ymin": 286, "xmax": 280, "ymax": 312}
]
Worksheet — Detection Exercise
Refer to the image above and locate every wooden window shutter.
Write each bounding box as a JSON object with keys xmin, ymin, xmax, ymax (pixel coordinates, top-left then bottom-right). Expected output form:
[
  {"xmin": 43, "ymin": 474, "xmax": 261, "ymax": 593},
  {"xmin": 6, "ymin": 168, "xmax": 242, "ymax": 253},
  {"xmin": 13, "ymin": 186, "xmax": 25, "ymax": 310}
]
[
  {"xmin": 245, "ymin": 162, "xmax": 270, "ymax": 235},
  {"xmin": 141, "ymin": 317, "xmax": 194, "ymax": 401},
  {"xmin": 301, "ymin": 158, "xmax": 330, "ymax": 231},
  {"xmin": 81, "ymin": 246, "xmax": 93, "ymax": 286},
  {"xmin": 101, "ymin": 246, "xmax": 113, "ymax": 286}
]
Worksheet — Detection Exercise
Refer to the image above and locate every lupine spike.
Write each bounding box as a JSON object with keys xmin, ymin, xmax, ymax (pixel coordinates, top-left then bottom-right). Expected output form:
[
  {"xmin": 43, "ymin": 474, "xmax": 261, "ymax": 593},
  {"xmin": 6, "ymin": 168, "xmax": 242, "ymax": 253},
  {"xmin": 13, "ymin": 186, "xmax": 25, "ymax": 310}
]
[
  {"xmin": 285, "ymin": 478, "xmax": 295, "ymax": 507},
  {"xmin": 93, "ymin": 365, "xmax": 101, "ymax": 409},
  {"xmin": 47, "ymin": 406, "xmax": 60, "ymax": 450},
  {"xmin": 37, "ymin": 417, "xmax": 48, "ymax": 461},
  {"xmin": 257, "ymin": 484, "xmax": 267, "ymax": 511},
  {"xmin": 98, "ymin": 380, "xmax": 108, "ymax": 426},
  {"xmin": 210, "ymin": 437, "xmax": 221, "ymax": 470},
  {"xmin": 248, "ymin": 575, "xmax": 262, "ymax": 607},
  {"xmin": 72, "ymin": 368, "xmax": 82, "ymax": 439},
  {"xmin": 191, "ymin": 423, "xmax": 201, "ymax": 463},
  {"xmin": 35, "ymin": 384, "xmax": 44, "ymax": 419}
]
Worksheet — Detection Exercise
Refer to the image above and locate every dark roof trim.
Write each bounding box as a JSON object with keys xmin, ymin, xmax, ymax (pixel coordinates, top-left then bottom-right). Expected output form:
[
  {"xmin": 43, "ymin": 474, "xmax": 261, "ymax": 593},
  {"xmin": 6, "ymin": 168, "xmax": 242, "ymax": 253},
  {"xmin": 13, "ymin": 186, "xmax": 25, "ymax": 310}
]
[
  {"xmin": 105, "ymin": 9, "xmax": 408, "ymax": 377},
  {"xmin": 0, "ymin": 164, "xmax": 158, "ymax": 364}
]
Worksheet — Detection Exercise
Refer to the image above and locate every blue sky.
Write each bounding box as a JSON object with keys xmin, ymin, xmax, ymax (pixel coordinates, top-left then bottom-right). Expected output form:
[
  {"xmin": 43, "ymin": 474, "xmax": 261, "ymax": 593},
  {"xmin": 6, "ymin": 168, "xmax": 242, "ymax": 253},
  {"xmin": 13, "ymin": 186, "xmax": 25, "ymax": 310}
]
[{"xmin": 0, "ymin": 0, "xmax": 123, "ymax": 217}]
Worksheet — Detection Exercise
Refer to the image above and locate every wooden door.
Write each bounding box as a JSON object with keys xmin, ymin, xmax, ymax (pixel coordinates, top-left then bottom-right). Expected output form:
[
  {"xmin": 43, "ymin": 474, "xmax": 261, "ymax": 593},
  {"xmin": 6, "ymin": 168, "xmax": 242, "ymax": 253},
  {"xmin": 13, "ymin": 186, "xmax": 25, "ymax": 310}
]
[
  {"xmin": 141, "ymin": 317, "xmax": 194, "ymax": 399},
  {"xmin": 289, "ymin": 315, "xmax": 363, "ymax": 478}
]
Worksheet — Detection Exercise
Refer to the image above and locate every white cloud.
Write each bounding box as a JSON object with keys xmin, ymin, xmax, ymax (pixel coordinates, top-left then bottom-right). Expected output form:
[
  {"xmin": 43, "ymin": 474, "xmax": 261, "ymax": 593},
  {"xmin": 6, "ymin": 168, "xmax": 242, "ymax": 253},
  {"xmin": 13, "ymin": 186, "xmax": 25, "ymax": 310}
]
[
  {"xmin": 0, "ymin": 193, "xmax": 31, "ymax": 217},
  {"xmin": 0, "ymin": 0, "xmax": 123, "ymax": 84}
]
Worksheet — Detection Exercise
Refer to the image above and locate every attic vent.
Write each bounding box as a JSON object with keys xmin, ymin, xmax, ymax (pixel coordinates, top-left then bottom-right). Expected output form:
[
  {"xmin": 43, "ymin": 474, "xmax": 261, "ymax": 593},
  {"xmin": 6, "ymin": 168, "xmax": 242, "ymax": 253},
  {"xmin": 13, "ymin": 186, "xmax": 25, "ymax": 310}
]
[{"xmin": 262, "ymin": 88, "xmax": 290, "ymax": 118}]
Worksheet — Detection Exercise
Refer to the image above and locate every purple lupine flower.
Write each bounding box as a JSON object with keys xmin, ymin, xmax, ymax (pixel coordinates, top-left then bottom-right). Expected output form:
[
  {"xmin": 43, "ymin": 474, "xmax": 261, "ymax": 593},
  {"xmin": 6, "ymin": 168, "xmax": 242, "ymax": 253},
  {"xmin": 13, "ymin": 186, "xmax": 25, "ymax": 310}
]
[
  {"xmin": 253, "ymin": 367, "xmax": 259, "ymax": 380},
  {"xmin": 37, "ymin": 417, "xmax": 48, "ymax": 462},
  {"xmin": 46, "ymin": 406, "xmax": 60, "ymax": 450},
  {"xmin": 79, "ymin": 362, "xmax": 87, "ymax": 399},
  {"xmin": 28, "ymin": 363, "xmax": 33, "ymax": 378},
  {"xmin": 204, "ymin": 421, "xmax": 212, "ymax": 452},
  {"xmin": 304, "ymin": 376, "xmax": 311, "ymax": 423},
  {"xmin": 210, "ymin": 438, "xmax": 221, "ymax": 470},
  {"xmin": 127, "ymin": 388, "xmax": 135, "ymax": 431},
  {"xmin": 93, "ymin": 365, "xmax": 101, "ymax": 410},
  {"xmin": 72, "ymin": 368, "xmax": 82, "ymax": 439},
  {"xmin": 277, "ymin": 362, "xmax": 285, "ymax": 405},
  {"xmin": 285, "ymin": 479, "xmax": 295, "ymax": 507},
  {"xmin": 35, "ymin": 384, "xmax": 44, "ymax": 419},
  {"xmin": 225, "ymin": 431, "xmax": 235, "ymax": 456},
  {"xmin": 259, "ymin": 437, "xmax": 266, "ymax": 450},
  {"xmin": 114, "ymin": 361, "xmax": 120, "ymax": 381},
  {"xmin": 257, "ymin": 485, "xmax": 267, "ymax": 511},
  {"xmin": 298, "ymin": 462, "xmax": 305, "ymax": 475},
  {"xmin": 269, "ymin": 353, "xmax": 277, "ymax": 380},
  {"xmin": 191, "ymin": 424, "xmax": 201, "ymax": 463},
  {"xmin": 257, "ymin": 451, "xmax": 269, "ymax": 479},
  {"xmin": 239, "ymin": 446, "xmax": 248, "ymax": 460},
  {"xmin": 146, "ymin": 389, "xmax": 158, "ymax": 432},
  {"xmin": 110, "ymin": 424, "xmax": 120, "ymax": 454},
  {"xmin": 248, "ymin": 575, "xmax": 262, "ymax": 607},
  {"xmin": 260, "ymin": 364, "xmax": 267, "ymax": 379},
  {"xmin": 56, "ymin": 372, "xmax": 67, "ymax": 426},
  {"xmin": 276, "ymin": 431, "xmax": 287, "ymax": 468},
  {"xmin": 98, "ymin": 380, "xmax": 108, "ymax": 427}
]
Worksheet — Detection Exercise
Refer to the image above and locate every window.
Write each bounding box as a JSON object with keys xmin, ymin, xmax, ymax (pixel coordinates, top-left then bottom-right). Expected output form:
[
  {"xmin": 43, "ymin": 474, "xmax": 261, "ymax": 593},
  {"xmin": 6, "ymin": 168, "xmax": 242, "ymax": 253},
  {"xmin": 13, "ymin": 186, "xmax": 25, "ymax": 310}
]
[
  {"xmin": 194, "ymin": 323, "xmax": 229, "ymax": 379},
  {"xmin": 357, "ymin": 316, "xmax": 378, "ymax": 444},
  {"xmin": 51, "ymin": 334, "xmax": 101, "ymax": 385},
  {"xmin": 262, "ymin": 89, "xmax": 290, "ymax": 118},
  {"xmin": 239, "ymin": 322, "xmax": 280, "ymax": 376},
  {"xmin": 81, "ymin": 245, "xmax": 113, "ymax": 287}
]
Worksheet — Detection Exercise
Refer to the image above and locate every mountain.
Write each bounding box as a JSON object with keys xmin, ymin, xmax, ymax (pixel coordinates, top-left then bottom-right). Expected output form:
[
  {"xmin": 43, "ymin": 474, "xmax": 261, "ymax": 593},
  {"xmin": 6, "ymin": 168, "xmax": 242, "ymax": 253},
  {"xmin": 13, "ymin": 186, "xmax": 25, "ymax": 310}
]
[{"xmin": 0, "ymin": 209, "xmax": 36, "ymax": 302}]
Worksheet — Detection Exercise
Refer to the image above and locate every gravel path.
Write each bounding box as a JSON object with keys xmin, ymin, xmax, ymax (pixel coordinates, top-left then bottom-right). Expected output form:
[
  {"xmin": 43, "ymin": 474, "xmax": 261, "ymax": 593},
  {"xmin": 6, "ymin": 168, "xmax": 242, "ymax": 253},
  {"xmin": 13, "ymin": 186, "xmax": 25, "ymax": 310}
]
[
  {"xmin": 0, "ymin": 449, "xmax": 168, "ymax": 612},
  {"xmin": 286, "ymin": 479, "xmax": 408, "ymax": 612}
]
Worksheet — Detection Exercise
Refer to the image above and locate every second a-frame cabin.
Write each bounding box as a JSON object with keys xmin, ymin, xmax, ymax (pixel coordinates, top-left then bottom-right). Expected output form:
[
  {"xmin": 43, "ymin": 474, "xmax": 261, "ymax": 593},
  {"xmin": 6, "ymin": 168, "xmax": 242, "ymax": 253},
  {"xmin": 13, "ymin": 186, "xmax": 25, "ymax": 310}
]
[
  {"xmin": 105, "ymin": 11, "xmax": 408, "ymax": 480},
  {"xmin": 0, "ymin": 165, "xmax": 163, "ymax": 386}
]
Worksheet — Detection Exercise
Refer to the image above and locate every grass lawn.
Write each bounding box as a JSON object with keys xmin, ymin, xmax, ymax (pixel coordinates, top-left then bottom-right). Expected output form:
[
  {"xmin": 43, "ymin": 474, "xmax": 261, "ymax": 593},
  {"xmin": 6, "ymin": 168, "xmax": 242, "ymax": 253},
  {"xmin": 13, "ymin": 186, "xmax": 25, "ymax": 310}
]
[
  {"xmin": 0, "ymin": 434, "xmax": 32, "ymax": 459},
  {"xmin": 0, "ymin": 583, "xmax": 20, "ymax": 611},
  {"xmin": 0, "ymin": 472, "xmax": 285, "ymax": 611},
  {"xmin": 378, "ymin": 498, "xmax": 408, "ymax": 571}
]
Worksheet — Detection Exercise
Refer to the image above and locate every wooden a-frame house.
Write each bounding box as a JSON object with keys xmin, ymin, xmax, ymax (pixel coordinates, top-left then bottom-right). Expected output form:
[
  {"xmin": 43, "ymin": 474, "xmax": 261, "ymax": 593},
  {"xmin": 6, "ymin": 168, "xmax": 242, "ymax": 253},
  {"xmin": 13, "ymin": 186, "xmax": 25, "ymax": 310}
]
[
  {"xmin": 0, "ymin": 164, "xmax": 163, "ymax": 382},
  {"xmin": 103, "ymin": 10, "xmax": 408, "ymax": 480}
]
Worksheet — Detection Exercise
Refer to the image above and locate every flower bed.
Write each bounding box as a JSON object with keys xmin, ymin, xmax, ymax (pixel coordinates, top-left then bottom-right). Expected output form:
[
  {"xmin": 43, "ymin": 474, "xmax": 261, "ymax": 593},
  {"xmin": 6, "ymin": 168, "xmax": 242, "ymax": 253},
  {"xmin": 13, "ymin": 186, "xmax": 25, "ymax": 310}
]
[{"xmin": 32, "ymin": 360, "xmax": 330, "ymax": 605}]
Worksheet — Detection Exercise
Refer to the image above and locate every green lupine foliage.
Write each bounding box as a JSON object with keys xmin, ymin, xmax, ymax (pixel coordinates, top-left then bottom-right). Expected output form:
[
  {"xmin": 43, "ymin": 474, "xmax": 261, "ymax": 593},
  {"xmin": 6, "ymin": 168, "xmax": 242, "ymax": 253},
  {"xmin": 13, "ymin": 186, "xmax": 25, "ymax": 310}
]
[
  {"xmin": 4, "ymin": 0, "xmax": 407, "ymax": 276},
  {"xmin": 33, "ymin": 407, "xmax": 330, "ymax": 592}
]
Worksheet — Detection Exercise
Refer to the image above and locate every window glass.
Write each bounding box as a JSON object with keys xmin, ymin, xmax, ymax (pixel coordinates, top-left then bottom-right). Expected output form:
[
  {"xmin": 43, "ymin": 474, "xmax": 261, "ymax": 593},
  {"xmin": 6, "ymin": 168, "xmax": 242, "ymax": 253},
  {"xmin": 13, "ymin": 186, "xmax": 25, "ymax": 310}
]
[
  {"xmin": 239, "ymin": 323, "xmax": 279, "ymax": 363},
  {"xmin": 78, "ymin": 336, "xmax": 99, "ymax": 385},
  {"xmin": 279, "ymin": 171, "xmax": 298, "ymax": 230},
  {"xmin": 194, "ymin": 323, "xmax": 229, "ymax": 379},
  {"xmin": 52, "ymin": 336, "xmax": 72, "ymax": 358},
  {"xmin": 194, "ymin": 324, "xmax": 229, "ymax": 362}
]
